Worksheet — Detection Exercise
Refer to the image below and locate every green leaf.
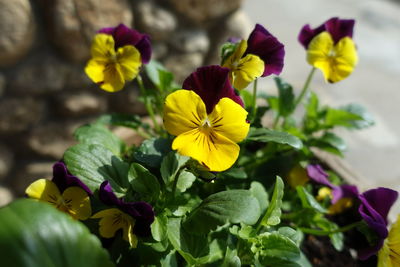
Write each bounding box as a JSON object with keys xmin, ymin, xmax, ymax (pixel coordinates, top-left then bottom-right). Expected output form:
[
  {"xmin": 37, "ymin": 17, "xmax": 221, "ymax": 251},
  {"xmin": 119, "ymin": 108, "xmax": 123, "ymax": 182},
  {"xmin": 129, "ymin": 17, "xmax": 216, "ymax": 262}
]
[
  {"xmin": 341, "ymin": 103, "xmax": 375, "ymax": 129},
  {"xmin": 96, "ymin": 113, "xmax": 143, "ymax": 130},
  {"xmin": 134, "ymin": 138, "xmax": 172, "ymax": 168},
  {"xmin": 222, "ymin": 247, "xmax": 241, "ymax": 267},
  {"xmin": 278, "ymin": 227, "xmax": 302, "ymax": 246},
  {"xmin": 310, "ymin": 132, "xmax": 346, "ymax": 156},
  {"xmin": 74, "ymin": 123, "xmax": 125, "ymax": 156},
  {"xmin": 266, "ymin": 95, "xmax": 279, "ymax": 112},
  {"xmin": 275, "ymin": 77, "xmax": 295, "ymax": 117},
  {"xmin": 176, "ymin": 170, "xmax": 196, "ymax": 193},
  {"xmin": 324, "ymin": 107, "xmax": 362, "ymax": 128},
  {"xmin": 128, "ymin": 163, "xmax": 160, "ymax": 200},
  {"xmin": 145, "ymin": 60, "xmax": 177, "ymax": 91},
  {"xmin": 222, "ymin": 168, "xmax": 248, "ymax": 179},
  {"xmin": 64, "ymin": 144, "xmax": 129, "ymax": 194},
  {"xmin": 151, "ymin": 214, "xmax": 169, "ymax": 242},
  {"xmin": 0, "ymin": 199, "xmax": 113, "ymax": 267},
  {"xmin": 183, "ymin": 190, "xmax": 261, "ymax": 235},
  {"xmin": 160, "ymin": 151, "xmax": 189, "ymax": 186},
  {"xmin": 239, "ymin": 89, "xmax": 254, "ymax": 109},
  {"xmin": 261, "ymin": 176, "xmax": 284, "ymax": 226},
  {"xmin": 247, "ymin": 128, "xmax": 303, "ymax": 149},
  {"xmin": 305, "ymin": 92, "xmax": 319, "ymax": 118},
  {"xmin": 296, "ymin": 186, "xmax": 327, "ymax": 213},
  {"xmin": 250, "ymin": 181, "xmax": 269, "ymax": 214},
  {"xmin": 314, "ymin": 217, "xmax": 344, "ymax": 251},
  {"xmin": 220, "ymin": 42, "xmax": 239, "ymax": 65}
]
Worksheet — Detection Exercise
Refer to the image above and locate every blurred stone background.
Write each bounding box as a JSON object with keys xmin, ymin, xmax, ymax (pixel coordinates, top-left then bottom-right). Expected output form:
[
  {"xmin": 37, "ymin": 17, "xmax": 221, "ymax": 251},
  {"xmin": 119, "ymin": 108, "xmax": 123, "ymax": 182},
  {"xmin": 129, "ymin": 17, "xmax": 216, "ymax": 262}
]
[{"xmin": 0, "ymin": 0, "xmax": 252, "ymax": 205}]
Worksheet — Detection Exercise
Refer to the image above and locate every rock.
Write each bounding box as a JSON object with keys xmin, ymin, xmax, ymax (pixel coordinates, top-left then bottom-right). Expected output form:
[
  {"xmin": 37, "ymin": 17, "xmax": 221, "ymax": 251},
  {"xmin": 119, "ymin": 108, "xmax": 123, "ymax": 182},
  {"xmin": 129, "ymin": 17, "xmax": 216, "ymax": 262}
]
[
  {"xmin": 0, "ymin": 144, "xmax": 14, "ymax": 181},
  {"xmin": 169, "ymin": 28, "xmax": 210, "ymax": 53},
  {"xmin": 0, "ymin": 97, "xmax": 45, "ymax": 135},
  {"xmin": 167, "ymin": 0, "xmax": 244, "ymax": 25},
  {"xmin": 0, "ymin": 186, "xmax": 13, "ymax": 207},
  {"xmin": 0, "ymin": 0, "xmax": 35, "ymax": 67},
  {"xmin": 152, "ymin": 43, "xmax": 168, "ymax": 60},
  {"xmin": 44, "ymin": 0, "xmax": 133, "ymax": 63},
  {"xmin": 206, "ymin": 10, "xmax": 253, "ymax": 65},
  {"xmin": 163, "ymin": 52, "xmax": 203, "ymax": 83},
  {"xmin": 13, "ymin": 161, "xmax": 54, "ymax": 196},
  {"xmin": 56, "ymin": 92, "xmax": 107, "ymax": 117},
  {"xmin": 107, "ymin": 85, "xmax": 147, "ymax": 115},
  {"xmin": 135, "ymin": 0, "xmax": 177, "ymax": 41},
  {"xmin": 10, "ymin": 53, "xmax": 71, "ymax": 95},
  {"xmin": 26, "ymin": 122, "xmax": 76, "ymax": 159},
  {"xmin": 0, "ymin": 73, "xmax": 5, "ymax": 97}
]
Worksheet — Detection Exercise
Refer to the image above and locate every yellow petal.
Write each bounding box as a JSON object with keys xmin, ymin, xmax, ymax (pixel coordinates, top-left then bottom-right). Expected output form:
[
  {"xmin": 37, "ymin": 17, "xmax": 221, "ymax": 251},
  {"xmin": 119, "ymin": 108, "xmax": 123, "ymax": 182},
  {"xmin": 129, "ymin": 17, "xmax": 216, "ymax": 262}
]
[
  {"xmin": 116, "ymin": 45, "xmax": 142, "ymax": 82},
  {"xmin": 92, "ymin": 208, "xmax": 133, "ymax": 239},
  {"xmin": 90, "ymin": 34, "xmax": 116, "ymax": 59},
  {"xmin": 286, "ymin": 165, "xmax": 309, "ymax": 188},
  {"xmin": 208, "ymin": 97, "xmax": 249, "ymax": 143},
  {"xmin": 172, "ymin": 129, "xmax": 240, "ymax": 172},
  {"xmin": 222, "ymin": 40, "xmax": 247, "ymax": 68},
  {"xmin": 163, "ymin": 90, "xmax": 207, "ymax": 136},
  {"xmin": 62, "ymin": 187, "xmax": 92, "ymax": 220},
  {"xmin": 328, "ymin": 197, "xmax": 353, "ymax": 215},
  {"xmin": 101, "ymin": 63, "xmax": 125, "ymax": 92},
  {"xmin": 85, "ymin": 59, "xmax": 105, "ymax": 84},
  {"xmin": 25, "ymin": 179, "xmax": 61, "ymax": 204},
  {"xmin": 232, "ymin": 54, "xmax": 264, "ymax": 90},
  {"xmin": 125, "ymin": 223, "xmax": 138, "ymax": 248}
]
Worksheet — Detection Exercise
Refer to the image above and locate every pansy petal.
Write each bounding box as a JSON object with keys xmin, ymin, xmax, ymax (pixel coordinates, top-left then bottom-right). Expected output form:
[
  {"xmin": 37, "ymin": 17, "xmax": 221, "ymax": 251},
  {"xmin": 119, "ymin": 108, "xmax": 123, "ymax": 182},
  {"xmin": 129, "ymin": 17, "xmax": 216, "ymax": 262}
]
[
  {"xmin": 126, "ymin": 224, "xmax": 138, "ymax": 248},
  {"xmin": 298, "ymin": 23, "xmax": 326, "ymax": 49},
  {"xmin": 246, "ymin": 24, "xmax": 285, "ymax": 76},
  {"xmin": 163, "ymin": 90, "xmax": 206, "ymax": 136},
  {"xmin": 182, "ymin": 65, "xmax": 243, "ymax": 113},
  {"xmin": 62, "ymin": 186, "xmax": 91, "ymax": 220},
  {"xmin": 90, "ymin": 34, "xmax": 115, "ymax": 59},
  {"xmin": 327, "ymin": 36, "xmax": 358, "ymax": 83},
  {"xmin": 25, "ymin": 179, "xmax": 61, "ymax": 203},
  {"xmin": 121, "ymin": 201, "xmax": 155, "ymax": 237},
  {"xmin": 101, "ymin": 63, "xmax": 125, "ymax": 92},
  {"xmin": 116, "ymin": 45, "xmax": 142, "ymax": 81},
  {"xmin": 92, "ymin": 208, "xmax": 124, "ymax": 238},
  {"xmin": 361, "ymin": 188, "xmax": 398, "ymax": 225},
  {"xmin": 307, "ymin": 31, "xmax": 334, "ymax": 71},
  {"xmin": 208, "ymin": 97, "xmax": 249, "ymax": 143},
  {"xmin": 223, "ymin": 40, "xmax": 247, "ymax": 67},
  {"xmin": 172, "ymin": 129, "xmax": 240, "ymax": 172},
  {"xmin": 324, "ymin": 17, "xmax": 355, "ymax": 44},
  {"xmin": 306, "ymin": 164, "xmax": 332, "ymax": 187},
  {"xmin": 85, "ymin": 59, "xmax": 106, "ymax": 84},
  {"xmin": 232, "ymin": 54, "xmax": 264, "ymax": 90},
  {"xmin": 135, "ymin": 35, "xmax": 152, "ymax": 64},
  {"xmin": 52, "ymin": 162, "xmax": 92, "ymax": 195},
  {"xmin": 331, "ymin": 184, "xmax": 359, "ymax": 204},
  {"xmin": 99, "ymin": 181, "xmax": 123, "ymax": 206}
]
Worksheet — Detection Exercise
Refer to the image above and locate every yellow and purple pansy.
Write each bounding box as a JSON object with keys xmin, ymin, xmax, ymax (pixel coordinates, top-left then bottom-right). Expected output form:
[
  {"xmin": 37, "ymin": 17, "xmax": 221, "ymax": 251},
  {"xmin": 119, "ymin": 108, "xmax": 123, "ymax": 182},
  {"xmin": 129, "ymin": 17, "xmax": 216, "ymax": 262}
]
[
  {"xmin": 85, "ymin": 24, "xmax": 151, "ymax": 92},
  {"xmin": 163, "ymin": 65, "xmax": 249, "ymax": 172},
  {"xmin": 298, "ymin": 17, "xmax": 358, "ymax": 83},
  {"xmin": 25, "ymin": 162, "xmax": 92, "ymax": 220},
  {"xmin": 92, "ymin": 181, "xmax": 155, "ymax": 248},
  {"xmin": 378, "ymin": 214, "xmax": 400, "ymax": 267},
  {"xmin": 222, "ymin": 24, "xmax": 285, "ymax": 90}
]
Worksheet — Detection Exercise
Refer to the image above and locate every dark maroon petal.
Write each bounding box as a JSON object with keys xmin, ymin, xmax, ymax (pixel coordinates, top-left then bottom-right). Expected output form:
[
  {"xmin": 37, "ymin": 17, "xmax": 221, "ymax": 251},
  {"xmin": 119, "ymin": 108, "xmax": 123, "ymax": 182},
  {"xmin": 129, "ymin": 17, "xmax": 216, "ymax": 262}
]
[
  {"xmin": 306, "ymin": 164, "xmax": 333, "ymax": 188},
  {"xmin": 98, "ymin": 24, "xmax": 152, "ymax": 64},
  {"xmin": 331, "ymin": 184, "xmax": 359, "ymax": 204},
  {"xmin": 298, "ymin": 23, "xmax": 326, "ymax": 49},
  {"xmin": 324, "ymin": 17, "xmax": 355, "ymax": 44},
  {"xmin": 246, "ymin": 24, "xmax": 285, "ymax": 77},
  {"xmin": 52, "ymin": 161, "xmax": 92, "ymax": 195},
  {"xmin": 121, "ymin": 201, "xmax": 155, "ymax": 237},
  {"xmin": 360, "ymin": 187, "xmax": 398, "ymax": 225},
  {"xmin": 98, "ymin": 181, "xmax": 123, "ymax": 206},
  {"xmin": 182, "ymin": 65, "xmax": 244, "ymax": 114}
]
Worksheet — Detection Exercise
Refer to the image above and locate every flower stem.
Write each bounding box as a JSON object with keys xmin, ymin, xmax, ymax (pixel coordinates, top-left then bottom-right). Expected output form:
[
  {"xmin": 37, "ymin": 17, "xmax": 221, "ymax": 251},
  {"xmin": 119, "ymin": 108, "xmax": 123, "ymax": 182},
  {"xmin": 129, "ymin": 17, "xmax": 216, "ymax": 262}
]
[
  {"xmin": 293, "ymin": 67, "xmax": 316, "ymax": 108},
  {"xmin": 251, "ymin": 79, "xmax": 258, "ymax": 122},
  {"xmin": 137, "ymin": 75, "xmax": 161, "ymax": 133},
  {"xmin": 298, "ymin": 221, "xmax": 362, "ymax": 236}
]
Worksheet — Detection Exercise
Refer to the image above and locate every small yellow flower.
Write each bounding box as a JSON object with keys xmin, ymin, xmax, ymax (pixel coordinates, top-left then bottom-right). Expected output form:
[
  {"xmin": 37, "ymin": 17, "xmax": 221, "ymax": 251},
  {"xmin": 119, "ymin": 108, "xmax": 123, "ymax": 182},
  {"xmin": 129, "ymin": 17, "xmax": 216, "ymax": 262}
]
[
  {"xmin": 286, "ymin": 165, "xmax": 309, "ymax": 188},
  {"xmin": 85, "ymin": 34, "xmax": 141, "ymax": 92},
  {"xmin": 92, "ymin": 208, "xmax": 138, "ymax": 248},
  {"xmin": 316, "ymin": 187, "xmax": 332, "ymax": 201},
  {"xmin": 378, "ymin": 215, "xmax": 400, "ymax": 267},
  {"xmin": 222, "ymin": 40, "xmax": 264, "ymax": 90},
  {"xmin": 164, "ymin": 90, "xmax": 249, "ymax": 172},
  {"xmin": 25, "ymin": 179, "xmax": 91, "ymax": 220},
  {"xmin": 307, "ymin": 31, "xmax": 358, "ymax": 83}
]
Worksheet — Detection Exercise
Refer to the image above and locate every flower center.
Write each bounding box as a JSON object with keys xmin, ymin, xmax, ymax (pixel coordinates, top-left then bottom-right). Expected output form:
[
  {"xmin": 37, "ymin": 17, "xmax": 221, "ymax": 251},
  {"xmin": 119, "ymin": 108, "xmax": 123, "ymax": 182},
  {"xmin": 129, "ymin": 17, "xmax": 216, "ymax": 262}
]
[
  {"xmin": 200, "ymin": 117, "xmax": 212, "ymax": 133},
  {"xmin": 327, "ymin": 49, "xmax": 337, "ymax": 58}
]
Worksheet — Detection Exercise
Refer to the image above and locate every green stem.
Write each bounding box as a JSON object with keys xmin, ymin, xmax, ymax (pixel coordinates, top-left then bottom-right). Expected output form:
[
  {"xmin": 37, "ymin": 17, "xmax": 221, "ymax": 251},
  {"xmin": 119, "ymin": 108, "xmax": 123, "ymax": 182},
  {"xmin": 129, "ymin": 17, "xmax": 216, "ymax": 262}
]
[
  {"xmin": 251, "ymin": 79, "xmax": 258, "ymax": 122},
  {"xmin": 298, "ymin": 221, "xmax": 362, "ymax": 236},
  {"xmin": 293, "ymin": 67, "xmax": 316, "ymax": 108},
  {"xmin": 272, "ymin": 114, "xmax": 280, "ymax": 129},
  {"xmin": 137, "ymin": 75, "xmax": 160, "ymax": 133}
]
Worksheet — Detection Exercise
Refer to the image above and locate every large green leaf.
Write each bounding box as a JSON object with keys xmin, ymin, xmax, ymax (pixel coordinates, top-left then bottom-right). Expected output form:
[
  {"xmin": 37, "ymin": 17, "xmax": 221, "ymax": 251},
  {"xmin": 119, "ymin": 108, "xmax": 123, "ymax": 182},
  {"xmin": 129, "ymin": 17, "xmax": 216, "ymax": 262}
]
[
  {"xmin": 128, "ymin": 163, "xmax": 161, "ymax": 201},
  {"xmin": 296, "ymin": 186, "xmax": 327, "ymax": 213},
  {"xmin": 64, "ymin": 144, "xmax": 129, "ymax": 194},
  {"xmin": 324, "ymin": 107, "xmax": 362, "ymax": 128},
  {"xmin": 183, "ymin": 190, "xmax": 261, "ymax": 235},
  {"xmin": 247, "ymin": 128, "xmax": 303, "ymax": 149},
  {"xmin": 74, "ymin": 123, "xmax": 125, "ymax": 156},
  {"xmin": 0, "ymin": 199, "xmax": 113, "ymax": 267},
  {"xmin": 160, "ymin": 151, "xmax": 189, "ymax": 187},
  {"xmin": 134, "ymin": 138, "xmax": 172, "ymax": 168},
  {"xmin": 341, "ymin": 103, "xmax": 375, "ymax": 129},
  {"xmin": 176, "ymin": 170, "xmax": 196, "ymax": 193},
  {"xmin": 275, "ymin": 77, "xmax": 295, "ymax": 117},
  {"xmin": 96, "ymin": 113, "xmax": 144, "ymax": 130},
  {"xmin": 260, "ymin": 176, "xmax": 284, "ymax": 226},
  {"xmin": 250, "ymin": 181, "xmax": 269, "ymax": 214}
]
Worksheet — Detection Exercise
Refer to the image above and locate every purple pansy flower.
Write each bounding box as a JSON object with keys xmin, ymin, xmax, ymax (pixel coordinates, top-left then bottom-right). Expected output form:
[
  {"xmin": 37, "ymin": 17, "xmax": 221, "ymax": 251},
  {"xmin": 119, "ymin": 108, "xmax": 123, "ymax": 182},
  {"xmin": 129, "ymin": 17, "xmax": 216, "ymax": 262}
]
[
  {"xmin": 357, "ymin": 187, "xmax": 398, "ymax": 260},
  {"xmin": 99, "ymin": 23, "xmax": 152, "ymax": 64},
  {"xmin": 245, "ymin": 24, "xmax": 285, "ymax": 77},
  {"xmin": 99, "ymin": 181, "xmax": 155, "ymax": 237},
  {"xmin": 52, "ymin": 161, "xmax": 92, "ymax": 195},
  {"xmin": 298, "ymin": 17, "xmax": 355, "ymax": 49},
  {"xmin": 182, "ymin": 65, "xmax": 244, "ymax": 114}
]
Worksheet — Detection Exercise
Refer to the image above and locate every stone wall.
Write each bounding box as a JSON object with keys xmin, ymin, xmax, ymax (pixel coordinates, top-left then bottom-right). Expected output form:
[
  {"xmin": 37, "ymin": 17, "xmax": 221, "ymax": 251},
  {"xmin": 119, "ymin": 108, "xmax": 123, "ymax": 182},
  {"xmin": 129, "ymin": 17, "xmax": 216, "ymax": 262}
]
[{"xmin": 0, "ymin": 0, "xmax": 252, "ymax": 205}]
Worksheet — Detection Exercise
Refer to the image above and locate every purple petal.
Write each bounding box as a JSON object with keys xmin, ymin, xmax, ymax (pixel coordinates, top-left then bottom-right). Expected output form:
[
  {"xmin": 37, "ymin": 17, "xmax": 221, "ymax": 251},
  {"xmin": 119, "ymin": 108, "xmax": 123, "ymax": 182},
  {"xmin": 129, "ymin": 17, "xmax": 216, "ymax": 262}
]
[
  {"xmin": 324, "ymin": 17, "xmax": 355, "ymax": 44},
  {"xmin": 98, "ymin": 24, "xmax": 152, "ymax": 64},
  {"xmin": 298, "ymin": 23, "xmax": 325, "ymax": 49},
  {"xmin": 182, "ymin": 65, "xmax": 244, "ymax": 114},
  {"xmin": 246, "ymin": 24, "xmax": 285, "ymax": 77},
  {"xmin": 98, "ymin": 181, "xmax": 123, "ymax": 206},
  {"xmin": 306, "ymin": 164, "xmax": 333, "ymax": 188},
  {"xmin": 331, "ymin": 184, "xmax": 359, "ymax": 204},
  {"xmin": 121, "ymin": 201, "xmax": 155, "ymax": 237},
  {"xmin": 52, "ymin": 162, "xmax": 92, "ymax": 195},
  {"xmin": 360, "ymin": 187, "xmax": 398, "ymax": 225},
  {"xmin": 227, "ymin": 37, "xmax": 241, "ymax": 44}
]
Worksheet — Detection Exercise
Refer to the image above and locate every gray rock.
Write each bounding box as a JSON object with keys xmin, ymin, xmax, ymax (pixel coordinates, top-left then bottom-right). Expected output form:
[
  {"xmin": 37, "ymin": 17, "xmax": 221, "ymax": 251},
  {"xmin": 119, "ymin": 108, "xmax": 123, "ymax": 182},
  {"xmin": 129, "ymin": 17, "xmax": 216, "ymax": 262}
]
[
  {"xmin": 108, "ymin": 85, "xmax": 147, "ymax": 115},
  {"xmin": 0, "ymin": 73, "xmax": 5, "ymax": 97},
  {"xmin": 163, "ymin": 52, "xmax": 203, "ymax": 83},
  {"xmin": 169, "ymin": 29, "xmax": 210, "ymax": 53},
  {"xmin": 135, "ymin": 0, "xmax": 177, "ymax": 41},
  {"xmin": 152, "ymin": 43, "xmax": 168, "ymax": 60},
  {"xmin": 0, "ymin": 97, "xmax": 45, "ymax": 134},
  {"xmin": 45, "ymin": 0, "xmax": 133, "ymax": 63},
  {"xmin": 0, "ymin": 0, "xmax": 35, "ymax": 67},
  {"xmin": 56, "ymin": 92, "xmax": 107, "ymax": 117},
  {"xmin": 13, "ymin": 161, "xmax": 54, "ymax": 196},
  {"xmin": 0, "ymin": 144, "xmax": 13, "ymax": 181},
  {"xmin": 0, "ymin": 186, "xmax": 13, "ymax": 207},
  {"xmin": 167, "ymin": 0, "xmax": 244, "ymax": 25}
]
